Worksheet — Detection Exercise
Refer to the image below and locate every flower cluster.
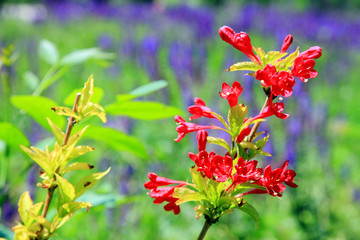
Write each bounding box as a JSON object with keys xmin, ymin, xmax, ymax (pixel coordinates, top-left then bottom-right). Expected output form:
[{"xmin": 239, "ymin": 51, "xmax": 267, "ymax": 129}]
[{"xmin": 145, "ymin": 26, "xmax": 321, "ymax": 227}]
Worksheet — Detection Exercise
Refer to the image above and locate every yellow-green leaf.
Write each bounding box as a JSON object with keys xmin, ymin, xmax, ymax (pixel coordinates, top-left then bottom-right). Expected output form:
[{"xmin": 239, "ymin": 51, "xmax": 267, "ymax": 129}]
[
  {"xmin": 206, "ymin": 136, "xmax": 231, "ymax": 152},
  {"xmin": 276, "ymin": 47, "xmax": 299, "ymax": 71},
  {"xmin": 55, "ymin": 174, "xmax": 75, "ymax": 209},
  {"xmin": 18, "ymin": 192, "xmax": 33, "ymax": 227},
  {"xmin": 64, "ymin": 87, "xmax": 103, "ymax": 106},
  {"xmin": 51, "ymin": 106, "xmax": 79, "ymax": 119},
  {"xmin": 58, "ymin": 201, "xmax": 92, "ymax": 218},
  {"xmin": 263, "ymin": 51, "xmax": 287, "ymax": 65},
  {"xmin": 62, "ymin": 162, "xmax": 94, "ymax": 174},
  {"xmin": 28, "ymin": 212, "xmax": 51, "ymax": 230},
  {"xmin": 227, "ymin": 61, "xmax": 260, "ymax": 72},
  {"xmin": 13, "ymin": 224, "xmax": 30, "ymax": 240},
  {"xmin": 80, "ymin": 102, "xmax": 106, "ymax": 123},
  {"xmin": 79, "ymin": 75, "xmax": 94, "ymax": 111},
  {"xmin": 74, "ymin": 167, "xmax": 111, "ymax": 199},
  {"xmin": 47, "ymin": 118, "xmax": 65, "ymax": 145},
  {"xmin": 20, "ymin": 145, "xmax": 52, "ymax": 176}
]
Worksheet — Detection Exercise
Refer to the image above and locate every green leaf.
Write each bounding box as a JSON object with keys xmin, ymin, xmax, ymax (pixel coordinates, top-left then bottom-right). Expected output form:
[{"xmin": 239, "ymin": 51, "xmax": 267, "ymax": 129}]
[
  {"xmin": 263, "ymin": 51, "xmax": 287, "ymax": 65},
  {"xmin": 11, "ymin": 95, "xmax": 65, "ymax": 130},
  {"xmin": 47, "ymin": 118, "xmax": 65, "ymax": 145},
  {"xmin": 23, "ymin": 71, "xmax": 39, "ymax": 91},
  {"xmin": 60, "ymin": 48, "xmax": 114, "ymax": 65},
  {"xmin": 105, "ymin": 101, "xmax": 183, "ymax": 120},
  {"xmin": 205, "ymin": 179, "xmax": 219, "ymax": 206},
  {"xmin": 0, "ymin": 122, "xmax": 29, "ymax": 148},
  {"xmin": 252, "ymin": 47, "xmax": 266, "ymax": 64},
  {"xmin": 18, "ymin": 192, "xmax": 33, "ymax": 227},
  {"xmin": 62, "ymin": 162, "xmax": 94, "ymax": 174},
  {"xmin": 55, "ymin": 174, "xmax": 76, "ymax": 209},
  {"xmin": 13, "ymin": 224, "xmax": 29, "ymax": 240},
  {"xmin": 65, "ymin": 146, "xmax": 94, "ymax": 164},
  {"xmin": 130, "ymin": 80, "xmax": 168, "ymax": 97},
  {"xmin": 236, "ymin": 202, "xmax": 261, "ymax": 229},
  {"xmin": 38, "ymin": 39, "xmax": 59, "ymax": 65},
  {"xmin": 74, "ymin": 167, "xmax": 111, "ymax": 199},
  {"xmin": 239, "ymin": 141, "xmax": 258, "ymax": 150},
  {"xmin": 228, "ymin": 104, "xmax": 248, "ymax": 139},
  {"xmin": 64, "ymin": 87, "xmax": 103, "ymax": 106},
  {"xmin": 227, "ymin": 61, "xmax": 261, "ymax": 72},
  {"xmin": 206, "ymin": 136, "xmax": 230, "ymax": 152},
  {"xmin": 82, "ymin": 126, "xmax": 148, "ymax": 159},
  {"xmin": 29, "ymin": 212, "xmax": 51, "ymax": 230},
  {"xmin": 248, "ymin": 133, "xmax": 270, "ymax": 159}
]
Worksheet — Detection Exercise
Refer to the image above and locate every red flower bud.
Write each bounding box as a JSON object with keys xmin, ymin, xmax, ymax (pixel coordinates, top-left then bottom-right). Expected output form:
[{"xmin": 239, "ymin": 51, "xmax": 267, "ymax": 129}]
[{"xmin": 280, "ymin": 34, "xmax": 293, "ymax": 53}]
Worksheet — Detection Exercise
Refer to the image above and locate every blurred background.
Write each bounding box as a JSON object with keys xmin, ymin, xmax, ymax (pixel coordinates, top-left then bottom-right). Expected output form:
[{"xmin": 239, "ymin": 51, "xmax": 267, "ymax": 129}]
[{"xmin": 0, "ymin": 0, "xmax": 360, "ymax": 239}]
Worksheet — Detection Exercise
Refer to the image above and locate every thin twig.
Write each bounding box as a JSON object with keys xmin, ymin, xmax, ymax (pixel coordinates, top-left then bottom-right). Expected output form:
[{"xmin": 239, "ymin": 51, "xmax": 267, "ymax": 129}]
[
  {"xmin": 36, "ymin": 93, "xmax": 82, "ymax": 239},
  {"xmin": 247, "ymin": 96, "xmax": 269, "ymax": 142}
]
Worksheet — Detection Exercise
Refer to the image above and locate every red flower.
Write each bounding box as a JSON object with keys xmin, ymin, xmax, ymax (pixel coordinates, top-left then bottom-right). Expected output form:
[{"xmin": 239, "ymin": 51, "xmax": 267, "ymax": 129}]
[
  {"xmin": 219, "ymin": 81, "xmax": 243, "ymax": 107},
  {"xmin": 174, "ymin": 116, "xmax": 216, "ymax": 142},
  {"xmin": 144, "ymin": 173, "xmax": 187, "ymax": 215},
  {"xmin": 231, "ymin": 158, "xmax": 262, "ymax": 186},
  {"xmin": 299, "ymin": 46, "xmax": 322, "ymax": 60},
  {"xmin": 291, "ymin": 56, "xmax": 318, "ymax": 82},
  {"xmin": 255, "ymin": 64, "xmax": 295, "ymax": 97},
  {"xmin": 219, "ymin": 26, "xmax": 261, "ymax": 65},
  {"xmin": 280, "ymin": 34, "xmax": 293, "ymax": 53},
  {"xmin": 188, "ymin": 151, "xmax": 233, "ymax": 182},
  {"xmin": 188, "ymin": 98, "xmax": 218, "ymax": 120},
  {"xmin": 196, "ymin": 130, "xmax": 208, "ymax": 152},
  {"xmin": 245, "ymin": 160, "xmax": 298, "ymax": 197}
]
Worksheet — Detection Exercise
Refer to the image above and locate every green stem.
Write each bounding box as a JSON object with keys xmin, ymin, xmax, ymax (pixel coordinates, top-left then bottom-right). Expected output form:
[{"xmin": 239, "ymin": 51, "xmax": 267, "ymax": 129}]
[{"xmin": 197, "ymin": 219, "xmax": 212, "ymax": 240}]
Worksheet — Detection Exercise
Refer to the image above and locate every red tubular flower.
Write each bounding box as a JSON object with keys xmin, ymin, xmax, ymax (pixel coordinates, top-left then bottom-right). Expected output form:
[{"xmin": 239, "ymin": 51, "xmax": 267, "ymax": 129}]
[
  {"xmin": 291, "ymin": 56, "xmax": 318, "ymax": 82},
  {"xmin": 174, "ymin": 116, "xmax": 216, "ymax": 142},
  {"xmin": 299, "ymin": 46, "xmax": 322, "ymax": 60},
  {"xmin": 255, "ymin": 64, "xmax": 295, "ymax": 97},
  {"xmin": 250, "ymin": 160, "xmax": 298, "ymax": 197},
  {"xmin": 144, "ymin": 172, "xmax": 187, "ymax": 190},
  {"xmin": 231, "ymin": 158, "xmax": 262, "ymax": 186},
  {"xmin": 188, "ymin": 151, "xmax": 233, "ymax": 182},
  {"xmin": 219, "ymin": 26, "xmax": 261, "ymax": 65},
  {"xmin": 196, "ymin": 130, "xmax": 208, "ymax": 152},
  {"xmin": 219, "ymin": 81, "xmax": 243, "ymax": 107},
  {"xmin": 188, "ymin": 98, "xmax": 218, "ymax": 120},
  {"xmin": 144, "ymin": 173, "xmax": 187, "ymax": 215},
  {"xmin": 280, "ymin": 34, "xmax": 293, "ymax": 53}
]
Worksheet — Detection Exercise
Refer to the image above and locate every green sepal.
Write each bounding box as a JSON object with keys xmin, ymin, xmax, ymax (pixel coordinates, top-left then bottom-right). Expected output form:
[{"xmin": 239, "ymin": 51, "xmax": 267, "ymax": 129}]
[
  {"xmin": 263, "ymin": 51, "xmax": 288, "ymax": 65},
  {"xmin": 47, "ymin": 118, "xmax": 65, "ymax": 145},
  {"xmin": 174, "ymin": 188, "xmax": 206, "ymax": 205},
  {"xmin": 228, "ymin": 104, "xmax": 248, "ymax": 139},
  {"xmin": 275, "ymin": 47, "xmax": 299, "ymax": 72},
  {"xmin": 236, "ymin": 201, "xmax": 261, "ymax": 229},
  {"xmin": 207, "ymin": 136, "xmax": 231, "ymax": 152},
  {"xmin": 247, "ymin": 133, "xmax": 270, "ymax": 159},
  {"xmin": 227, "ymin": 61, "xmax": 261, "ymax": 72},
  {"xmin": 74, "ymin": 167, "xmax": 111, "ymax": 199}
]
